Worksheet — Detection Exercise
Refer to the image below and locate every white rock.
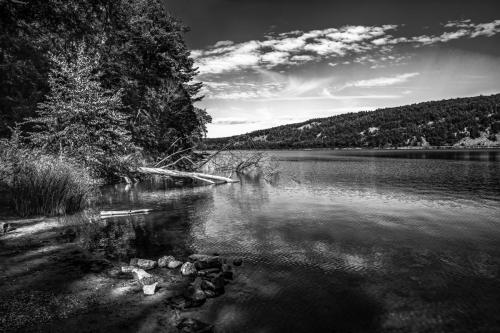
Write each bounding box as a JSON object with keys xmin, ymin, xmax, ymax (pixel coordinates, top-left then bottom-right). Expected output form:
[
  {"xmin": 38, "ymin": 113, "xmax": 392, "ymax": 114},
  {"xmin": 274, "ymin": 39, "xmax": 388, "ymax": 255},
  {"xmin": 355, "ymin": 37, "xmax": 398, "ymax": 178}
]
[
  {"xmin": 180, "ymin": 262, "xmax": 197, "ymax": 276},
  {"xmin": 168, "ymin": 260, "xmax": 183, "ymax": 269},
  {"xmin": 121, "ymin": 266, "xmax": 135, "ymax": 273},
  {"xmin": 132, "ymin": 268, "xmax": 152, "ymax": 280},
  {"xmin": 136, "ymin": 258, "xmax": 156, "ymax": 270},
  {"xmin": 158, "ymin": 255, "xmax": 175, "ymax": 268},
  {"xmin": 143, "ymin": 282, "xmax": 158, "ymax": 295}
]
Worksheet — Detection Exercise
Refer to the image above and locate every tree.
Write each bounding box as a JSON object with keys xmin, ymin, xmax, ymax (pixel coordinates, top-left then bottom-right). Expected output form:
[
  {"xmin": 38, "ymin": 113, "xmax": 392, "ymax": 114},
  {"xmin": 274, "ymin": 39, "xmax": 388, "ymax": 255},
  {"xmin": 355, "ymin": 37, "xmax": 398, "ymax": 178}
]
[
  {"xmin": 0, "ymin": 0, "xmax": 111, "ymax": 137},
  {"xmin": 26, "ymin": 45, "xmax": 137, "ymax": 179},
  {"xmin": 99, "ymin": 0, "xmax": 211, "ymax": 155}
]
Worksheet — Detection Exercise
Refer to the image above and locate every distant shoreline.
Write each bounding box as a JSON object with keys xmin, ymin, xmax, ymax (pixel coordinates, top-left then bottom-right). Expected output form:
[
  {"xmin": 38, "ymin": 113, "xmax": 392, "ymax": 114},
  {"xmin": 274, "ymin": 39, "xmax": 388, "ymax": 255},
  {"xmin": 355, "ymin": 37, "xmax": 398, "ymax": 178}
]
[{"xmin": 204, "ymin": 146, "xmax": 500, "ymax": 152}]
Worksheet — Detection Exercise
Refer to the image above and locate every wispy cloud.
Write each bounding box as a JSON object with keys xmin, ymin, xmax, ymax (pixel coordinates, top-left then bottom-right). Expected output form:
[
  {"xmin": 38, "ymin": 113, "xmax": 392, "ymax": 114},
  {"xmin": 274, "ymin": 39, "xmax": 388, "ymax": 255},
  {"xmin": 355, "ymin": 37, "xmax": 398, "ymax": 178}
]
[
  {"xmin": 343, "ymin": 72, "xmax": 420, "ymax": 88},
  {"xmin": 193, "ymin": 20, "xmax": 500, "ymax": 75}
]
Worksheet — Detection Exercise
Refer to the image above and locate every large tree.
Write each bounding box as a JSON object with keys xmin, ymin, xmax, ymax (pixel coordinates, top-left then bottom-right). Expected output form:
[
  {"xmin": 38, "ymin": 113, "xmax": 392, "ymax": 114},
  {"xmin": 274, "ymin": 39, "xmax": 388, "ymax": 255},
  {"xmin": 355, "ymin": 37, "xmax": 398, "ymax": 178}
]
[
  {"xmin": 100, "ymin": 0, "xmax": 210, "ymax": 155},
  {"xmin": 26, "ymin": 45, "xmax": 136, "ymax": 179}
]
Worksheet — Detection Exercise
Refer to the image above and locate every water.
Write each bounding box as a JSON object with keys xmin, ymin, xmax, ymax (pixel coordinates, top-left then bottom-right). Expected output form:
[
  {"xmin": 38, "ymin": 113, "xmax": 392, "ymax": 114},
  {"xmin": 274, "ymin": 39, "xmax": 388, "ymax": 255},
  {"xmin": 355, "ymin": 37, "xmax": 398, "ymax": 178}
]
[{"xmin": 97, "ymin": 149, "xmax": 500, "ymax": 332}]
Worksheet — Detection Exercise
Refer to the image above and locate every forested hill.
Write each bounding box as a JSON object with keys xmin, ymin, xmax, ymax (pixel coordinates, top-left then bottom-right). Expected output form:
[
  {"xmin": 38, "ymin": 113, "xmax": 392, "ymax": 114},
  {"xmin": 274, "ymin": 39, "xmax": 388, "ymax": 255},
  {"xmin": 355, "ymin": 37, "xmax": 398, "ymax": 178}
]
[{"xmin": 201, "ymin": 94, "xmax": 500, "ymax": 150}]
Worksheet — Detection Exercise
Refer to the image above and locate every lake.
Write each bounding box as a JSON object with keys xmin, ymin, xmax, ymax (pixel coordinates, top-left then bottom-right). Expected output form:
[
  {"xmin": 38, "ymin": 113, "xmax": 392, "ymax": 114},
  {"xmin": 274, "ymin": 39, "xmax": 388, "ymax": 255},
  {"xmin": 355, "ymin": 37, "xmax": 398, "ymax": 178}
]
[{"xmin": 98, "ymin": 149, "xmax": 500, "ymax": 332}]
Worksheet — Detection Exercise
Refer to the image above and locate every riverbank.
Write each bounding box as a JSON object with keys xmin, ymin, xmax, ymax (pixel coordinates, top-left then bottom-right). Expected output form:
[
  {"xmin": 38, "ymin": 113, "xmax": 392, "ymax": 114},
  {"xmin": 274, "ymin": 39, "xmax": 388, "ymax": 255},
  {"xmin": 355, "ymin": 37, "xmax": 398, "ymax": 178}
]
[{"xmin": 0, "ymin": 214, "xmax": 235, "ymax": 332}]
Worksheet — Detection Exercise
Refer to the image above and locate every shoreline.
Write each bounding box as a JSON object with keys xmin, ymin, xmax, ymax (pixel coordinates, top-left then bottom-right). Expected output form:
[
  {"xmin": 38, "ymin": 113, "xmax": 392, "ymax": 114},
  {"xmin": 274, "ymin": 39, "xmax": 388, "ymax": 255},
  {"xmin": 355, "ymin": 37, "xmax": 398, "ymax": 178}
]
[{"xmin": 0, "ymin": 215, "xmax": 229, "ymax": 332}]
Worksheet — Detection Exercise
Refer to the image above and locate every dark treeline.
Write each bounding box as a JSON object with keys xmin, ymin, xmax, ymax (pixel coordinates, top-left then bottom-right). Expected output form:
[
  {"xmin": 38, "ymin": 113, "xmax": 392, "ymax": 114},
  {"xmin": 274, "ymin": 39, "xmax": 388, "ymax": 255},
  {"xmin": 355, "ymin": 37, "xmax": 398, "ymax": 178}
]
[
  {"xmin": 0, "ymin": 0, "xmax": 210, "ymax": 215},
  {"xmin": 202, "ymin": 94, "xmax": 500, "ymax": 150},
  {"xmin": 1, "ymin": 0, "xmax": 209, "ymax": 157}
]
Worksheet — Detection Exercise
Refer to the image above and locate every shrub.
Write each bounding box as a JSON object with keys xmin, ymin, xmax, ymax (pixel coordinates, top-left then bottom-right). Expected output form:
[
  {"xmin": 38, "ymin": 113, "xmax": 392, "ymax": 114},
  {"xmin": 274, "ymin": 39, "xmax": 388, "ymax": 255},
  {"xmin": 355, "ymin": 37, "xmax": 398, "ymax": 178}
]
[{"xmin": 0, "ymin": 139, "xmax": 96, "ymax": 217}]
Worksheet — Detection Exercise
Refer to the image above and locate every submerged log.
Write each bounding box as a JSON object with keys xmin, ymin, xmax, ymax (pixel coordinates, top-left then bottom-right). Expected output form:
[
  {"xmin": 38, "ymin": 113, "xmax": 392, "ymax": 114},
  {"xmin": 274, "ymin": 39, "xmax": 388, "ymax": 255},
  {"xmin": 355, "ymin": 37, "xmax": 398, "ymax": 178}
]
[
  {"xmin": 100, "ymin": 209, "xmax": 152, "ymax": 218},
  {"xmin": 137, "ymin": 167, "xmax": 238, "ymax": 184}
]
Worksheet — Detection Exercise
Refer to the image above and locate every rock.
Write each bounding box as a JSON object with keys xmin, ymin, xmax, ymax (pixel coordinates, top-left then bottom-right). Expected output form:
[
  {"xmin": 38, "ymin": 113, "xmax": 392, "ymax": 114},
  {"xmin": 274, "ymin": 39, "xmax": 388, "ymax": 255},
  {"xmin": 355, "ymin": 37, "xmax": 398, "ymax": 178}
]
[
  {"xmin": 136, "ymin": 258, "xmax": 156, "ymax": 270},
  {"xmin": 176, "ymin": 317, "xmax": 214, "ymax": 333},
  {"xmin": 121, "ymin": 266, "xmax": 135, "ymax": 273},
  {"xmin": 192, "ymin": 277, "xmax": 203, "ymax": 289},
  {"xmin": 180, "ymin": 262, "xmax": 197, "ymax": 276},
  {"xmin": 168, "ymin": 260, "xmax": 183, "ymax": 269},
  {"xmin": 157, "ymin": 255, "xmax": 175, "ymax": 268},
  {"xmin": 233, "ymin": 258, "xmax": 243, "ymax": 266},
  {"xmin": 129, "ymin": 258, "xmax": 139, "ymax": 266},
  {"xmin": 132, "ymin": 268, "xmax": 152, "ymax": 280},
  {"xmin": 140, "ymin": 276, "xmax": 157, "ymax": 286},
  {"xmin": 189, "ymin": 254, "xmax": 222, "ymax": 270},
  {"xmin": 142, "ymin": 282, "xmax": 158, "ymax": 295}
]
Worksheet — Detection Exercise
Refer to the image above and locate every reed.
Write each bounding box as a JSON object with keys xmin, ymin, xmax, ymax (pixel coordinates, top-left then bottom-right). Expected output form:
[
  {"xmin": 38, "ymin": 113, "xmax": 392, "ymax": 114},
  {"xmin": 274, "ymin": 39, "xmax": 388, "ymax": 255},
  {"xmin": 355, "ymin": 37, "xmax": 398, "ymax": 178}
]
[{"xmin": 0, "ymin": 144, "xmax": 96, "ymax": 217}]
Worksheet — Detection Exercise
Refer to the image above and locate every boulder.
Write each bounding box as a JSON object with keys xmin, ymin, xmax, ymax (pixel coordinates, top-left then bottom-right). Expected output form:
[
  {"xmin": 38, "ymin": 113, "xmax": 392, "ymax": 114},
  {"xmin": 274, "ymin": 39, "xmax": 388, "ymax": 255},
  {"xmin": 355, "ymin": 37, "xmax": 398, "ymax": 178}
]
[
  {"xmin": 168, "ymin": 260, "xmax": 183, "ymax": 269},
  {"xmin": 139, "ymin": 276, "xmax": 157, "ymax": 286},
  {"xmin": 121, "ymin": 266, "xmax": 135, "ymax": 273},
  {"xmin": 129, "ymin": 258, "xmax": 139, "ymax": 266},
  {"xmin": 132, "ymin": 268, "xmax": 152, "ymax": 280},
  {"xmin": 143, "ymin": 282, "xmax": 158, "ymax": 295},
  {"xmin": 180, "ymin": 262, "xmax": 197, "ymax": 276},
  {"xmin": 192, "ymin": 277, "xmax": 204, "ymax": 289},
  {"xmin": 136, "ymin": 258, "xmax": 156, "ymax": 270},
  {"xmin": 157, "ymin": 255, "xmax": 175, "ymax": 268}
]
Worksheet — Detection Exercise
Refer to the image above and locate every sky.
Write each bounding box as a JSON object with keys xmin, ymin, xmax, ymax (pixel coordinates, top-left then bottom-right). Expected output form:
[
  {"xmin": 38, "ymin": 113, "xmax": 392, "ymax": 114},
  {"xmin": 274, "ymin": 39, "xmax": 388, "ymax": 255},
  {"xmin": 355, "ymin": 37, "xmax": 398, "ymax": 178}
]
[{"xmin": 164, "ymin": 0, "xmax": 500, "ymax": 137}]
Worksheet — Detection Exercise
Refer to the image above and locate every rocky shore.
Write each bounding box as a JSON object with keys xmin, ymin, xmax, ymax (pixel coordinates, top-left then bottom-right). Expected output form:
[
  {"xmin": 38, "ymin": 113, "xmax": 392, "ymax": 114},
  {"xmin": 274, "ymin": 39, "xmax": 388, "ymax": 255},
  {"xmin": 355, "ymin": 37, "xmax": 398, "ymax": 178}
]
[{"xmin": 0, "ymin": 216, "xmax": 242, "ymax": 332}]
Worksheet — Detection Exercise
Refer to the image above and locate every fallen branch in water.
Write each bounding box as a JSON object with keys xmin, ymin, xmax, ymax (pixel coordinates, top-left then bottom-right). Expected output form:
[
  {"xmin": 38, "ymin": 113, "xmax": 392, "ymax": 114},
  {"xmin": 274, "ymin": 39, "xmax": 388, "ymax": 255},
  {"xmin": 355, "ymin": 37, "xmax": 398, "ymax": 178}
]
[
  {"xmin": 137, "ymin": 167, "xmax": 238, "ymax": 184},
  {"xmin": 100, "ymin": 209, "xmax": 152, "ymax": 218}
]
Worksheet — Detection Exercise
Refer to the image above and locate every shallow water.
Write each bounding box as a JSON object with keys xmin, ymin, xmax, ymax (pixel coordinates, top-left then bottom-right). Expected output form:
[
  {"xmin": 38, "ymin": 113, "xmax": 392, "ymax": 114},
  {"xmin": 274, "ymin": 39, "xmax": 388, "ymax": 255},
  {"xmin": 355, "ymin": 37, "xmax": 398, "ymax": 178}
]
[{"xmin": 98, "ymin": 149, "xmax": 500, "ymax": 332}]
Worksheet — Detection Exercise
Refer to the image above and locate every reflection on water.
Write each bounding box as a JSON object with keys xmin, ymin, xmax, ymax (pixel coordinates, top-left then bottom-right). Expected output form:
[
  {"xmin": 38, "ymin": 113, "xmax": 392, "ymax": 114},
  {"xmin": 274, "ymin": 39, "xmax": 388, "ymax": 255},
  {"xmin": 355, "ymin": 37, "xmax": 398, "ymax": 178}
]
[{"xmin": 90, "ymin": 150, "xmax": 500, "ymax": 332}]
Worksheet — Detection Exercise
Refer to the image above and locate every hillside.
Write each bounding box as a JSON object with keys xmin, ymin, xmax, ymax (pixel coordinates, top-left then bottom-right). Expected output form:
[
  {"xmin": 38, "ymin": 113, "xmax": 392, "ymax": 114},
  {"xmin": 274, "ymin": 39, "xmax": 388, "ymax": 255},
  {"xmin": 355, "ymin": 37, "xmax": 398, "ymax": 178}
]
[{"xmin": 201, "ymin": 94, "xmax": 500, "ymax": 149}]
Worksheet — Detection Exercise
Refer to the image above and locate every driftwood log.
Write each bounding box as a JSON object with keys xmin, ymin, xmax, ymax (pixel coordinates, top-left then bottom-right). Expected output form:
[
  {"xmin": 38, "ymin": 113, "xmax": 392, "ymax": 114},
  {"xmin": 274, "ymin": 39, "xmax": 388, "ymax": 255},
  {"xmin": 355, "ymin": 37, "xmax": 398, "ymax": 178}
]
[
  {"xmin": 137, "ymin": 167, "xmax": 238, "ymax": 185},
  {"xmin": 100, "ymin": 209, "xmax": 152, "ymax": 218}
]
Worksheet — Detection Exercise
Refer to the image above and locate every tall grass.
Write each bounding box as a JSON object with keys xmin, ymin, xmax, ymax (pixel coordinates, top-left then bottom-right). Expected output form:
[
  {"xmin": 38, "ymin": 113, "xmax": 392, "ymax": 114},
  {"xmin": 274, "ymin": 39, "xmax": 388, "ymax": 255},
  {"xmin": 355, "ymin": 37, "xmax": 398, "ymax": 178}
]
[{"xmin": 0, "ymin": 141, "xmax": 96, "ymax": 217}]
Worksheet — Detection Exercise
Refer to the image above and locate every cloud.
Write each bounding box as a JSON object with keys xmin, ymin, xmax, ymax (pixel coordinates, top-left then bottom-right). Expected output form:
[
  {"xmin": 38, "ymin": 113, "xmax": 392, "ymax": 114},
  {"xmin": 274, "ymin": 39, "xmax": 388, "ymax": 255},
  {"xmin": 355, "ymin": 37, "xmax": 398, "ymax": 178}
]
[
  {"xmin": 193, "ymin": 20, "xmax": 500, "ymax": 75},
  {"xmin": 343, "ymin": 72, "xmax": 420, "ymax": 88},
  {"xmin": 193, "ymin": 25, "xmax": 398, "ymax": 74}
]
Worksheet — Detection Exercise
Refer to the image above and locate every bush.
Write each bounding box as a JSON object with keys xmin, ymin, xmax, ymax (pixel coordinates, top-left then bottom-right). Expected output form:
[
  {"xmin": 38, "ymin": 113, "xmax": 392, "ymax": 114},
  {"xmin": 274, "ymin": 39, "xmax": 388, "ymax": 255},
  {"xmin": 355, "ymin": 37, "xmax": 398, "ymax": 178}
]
[{"xmin": 0, "ymin": 140, "xmax": 96, "ymax": 217}]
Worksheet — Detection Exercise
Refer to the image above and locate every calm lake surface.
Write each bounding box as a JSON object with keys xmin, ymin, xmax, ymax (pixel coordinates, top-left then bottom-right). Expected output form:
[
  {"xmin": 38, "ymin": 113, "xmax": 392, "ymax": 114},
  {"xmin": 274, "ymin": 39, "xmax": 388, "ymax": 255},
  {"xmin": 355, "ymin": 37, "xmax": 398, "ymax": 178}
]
[{"xmin": 99, "ymin": 149, "xmax": 500, "ymax": 332}]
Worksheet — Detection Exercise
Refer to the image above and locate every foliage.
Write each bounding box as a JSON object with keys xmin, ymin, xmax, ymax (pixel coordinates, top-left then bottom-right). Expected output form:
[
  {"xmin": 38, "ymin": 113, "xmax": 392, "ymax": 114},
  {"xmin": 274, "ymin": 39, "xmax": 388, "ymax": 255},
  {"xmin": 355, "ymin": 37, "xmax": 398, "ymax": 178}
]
[
  {"xmin": 202, "ymin": 94, "xmax": 500, "ymax": 149},
  {"xmin": 0, "ymin": 136, "xmax": 96, "ymax": 217},
  {"xmin": 99, "ymin": 0, "xmax": 210, "ymax": 155},
  {"xmin": 0, "ymin": 0, "xmax": 110, "ymax": 138},
  {"xmin": 25, "ymin": 46, "xmax": 137, "ymax": 180},
  {"xmin": 1, "ymin": 0, "xmax": 211, "ymax": 157}
]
